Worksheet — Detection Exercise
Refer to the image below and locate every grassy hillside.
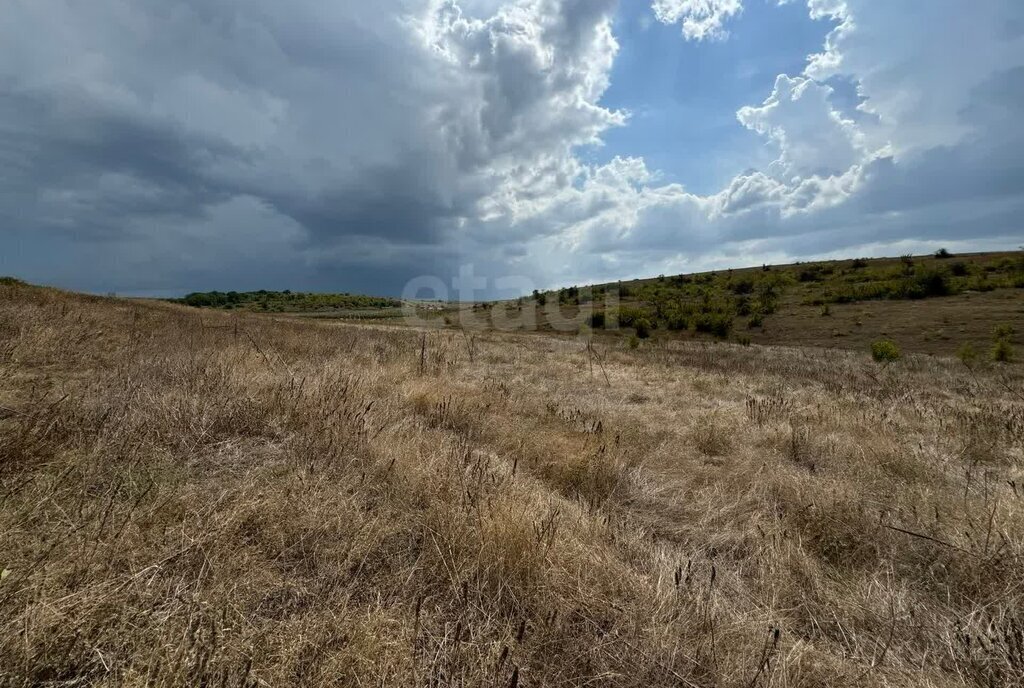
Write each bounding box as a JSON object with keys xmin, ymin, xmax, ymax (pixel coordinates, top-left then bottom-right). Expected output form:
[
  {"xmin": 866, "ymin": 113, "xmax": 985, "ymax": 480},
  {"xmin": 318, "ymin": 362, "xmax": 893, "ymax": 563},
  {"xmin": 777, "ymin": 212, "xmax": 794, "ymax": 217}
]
[
  {"xmin": 468, "ymin": 250, "xmax": 1024, "ymax": 357},
  {"xmin": 2, "ymin": 280, "xmax": 1023, "ymax": 686}
]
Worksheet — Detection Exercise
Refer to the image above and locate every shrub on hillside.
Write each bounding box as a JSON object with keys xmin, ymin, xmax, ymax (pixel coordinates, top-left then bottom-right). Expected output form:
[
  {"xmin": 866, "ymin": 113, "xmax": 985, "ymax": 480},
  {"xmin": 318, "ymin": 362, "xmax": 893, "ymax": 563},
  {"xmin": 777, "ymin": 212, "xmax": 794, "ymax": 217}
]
[
  {"xmin": 694, "ymin": 312, "xmax": 733, "ymax": 339},
  {"xmin": 616, "ymin": 306, "xmax": 651, "ymax": 329},
  {"xmin": 992, "ymin": 324, "xmax": 1015, "ymax": 363},
  {"xmin": 992, "ymin": 340, "xmax": 1014, "ymax": 363},
  {"xmin": 731, "ymin": 278, "xmax": 755, "ymax": 294},
  {"xmin": 798, "ymin": 266, "xmax": 823, "ymax": 282},
  {"xmin": 871, "ymin": 339, "xmax": 901, "ymax": 363},
  {"xmin": 903, "ymin": 269, "xmax": 951, "ymax": 299},
  {"xmin": 665, "ymin": 314, "xmax": 689, "ymax": 331},
  {"xmin": 735, "ymin": 295, "xmax": 752, "ymax": 316},
  {"xmin": 756, "ymin": 283, "xmax": 780, "ymax": 314},
  {"xmin": 994, "ymin": 324, "xmax": 1016, "ymax": 340},
  {"xmin": 956, "ymin": 343, "xmax": 978, "ymax": 365}
]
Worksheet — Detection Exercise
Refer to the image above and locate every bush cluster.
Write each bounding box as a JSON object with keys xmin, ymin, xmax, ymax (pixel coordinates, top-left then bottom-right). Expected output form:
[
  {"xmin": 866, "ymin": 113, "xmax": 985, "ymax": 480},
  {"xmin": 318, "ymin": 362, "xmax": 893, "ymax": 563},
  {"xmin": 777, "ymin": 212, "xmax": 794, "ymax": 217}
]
[
  {"xmin": 992, "ymin": 324, "xmax": 1015, "ymax": 363},
  {"xmin": 871, "ymin": 339, "xmax": 901, "ymax": 363}
]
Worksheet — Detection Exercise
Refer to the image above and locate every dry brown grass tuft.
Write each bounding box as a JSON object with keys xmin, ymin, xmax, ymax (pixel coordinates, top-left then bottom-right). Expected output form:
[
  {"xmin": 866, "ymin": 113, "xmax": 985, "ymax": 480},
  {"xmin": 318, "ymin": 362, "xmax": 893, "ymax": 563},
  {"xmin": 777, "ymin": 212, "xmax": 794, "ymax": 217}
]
[{"xmin": 1, "ymin": 281, "xmax": 1023, "ymax": 686}]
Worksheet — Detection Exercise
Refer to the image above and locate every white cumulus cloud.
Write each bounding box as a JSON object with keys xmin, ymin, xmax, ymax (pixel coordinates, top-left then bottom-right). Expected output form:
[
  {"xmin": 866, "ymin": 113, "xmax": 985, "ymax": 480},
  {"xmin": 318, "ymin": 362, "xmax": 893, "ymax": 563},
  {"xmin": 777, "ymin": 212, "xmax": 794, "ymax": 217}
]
[
  {"xmin": 651, "ymin": 0, "xmax": 743, "ymax": 40},
  {"xmin": 804, "ymin": 0, "xmax": 1024, "ymax": 156},
  {"xmin": 736, "ymin": 75, "xmax": 868, "ymax": 180}
]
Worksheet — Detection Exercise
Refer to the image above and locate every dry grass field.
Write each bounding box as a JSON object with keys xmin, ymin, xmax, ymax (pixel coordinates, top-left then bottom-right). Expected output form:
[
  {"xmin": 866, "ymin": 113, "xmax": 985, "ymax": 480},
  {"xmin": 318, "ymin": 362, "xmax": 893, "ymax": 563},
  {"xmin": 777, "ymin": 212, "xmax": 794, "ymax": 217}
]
[{"xmin": 2, "ymin": 281, "xmax": 1024, "ymax": 686}]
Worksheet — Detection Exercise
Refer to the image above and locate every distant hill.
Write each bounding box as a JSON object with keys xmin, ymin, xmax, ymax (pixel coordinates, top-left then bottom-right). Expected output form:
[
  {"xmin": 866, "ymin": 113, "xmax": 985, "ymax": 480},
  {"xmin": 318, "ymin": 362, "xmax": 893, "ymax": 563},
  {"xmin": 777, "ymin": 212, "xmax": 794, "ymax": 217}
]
[{"xmin": 172, "ymin": 289, "xmax": 401, "ymax": 313}]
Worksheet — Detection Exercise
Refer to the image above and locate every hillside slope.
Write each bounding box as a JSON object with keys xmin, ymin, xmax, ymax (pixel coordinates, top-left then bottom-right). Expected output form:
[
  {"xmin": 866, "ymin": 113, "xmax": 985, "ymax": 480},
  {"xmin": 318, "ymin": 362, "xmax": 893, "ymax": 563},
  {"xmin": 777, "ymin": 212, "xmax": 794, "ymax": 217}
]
[
  {"xmin": 483, "ymin": 251, "xmax": 1024, "ymax": 356},
  {"xmin": 1, "ymin": 282, "xmax": 1023, "ymax": 686}
]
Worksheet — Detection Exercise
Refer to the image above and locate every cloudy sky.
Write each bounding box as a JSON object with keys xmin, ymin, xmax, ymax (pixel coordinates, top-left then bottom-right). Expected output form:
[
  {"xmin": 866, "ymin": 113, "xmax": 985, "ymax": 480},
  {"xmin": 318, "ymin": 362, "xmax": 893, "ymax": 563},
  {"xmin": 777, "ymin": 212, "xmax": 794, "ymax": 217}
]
[{"xmin": 2, "ymin": 0, "xmax": 1022, "ymax": 297}]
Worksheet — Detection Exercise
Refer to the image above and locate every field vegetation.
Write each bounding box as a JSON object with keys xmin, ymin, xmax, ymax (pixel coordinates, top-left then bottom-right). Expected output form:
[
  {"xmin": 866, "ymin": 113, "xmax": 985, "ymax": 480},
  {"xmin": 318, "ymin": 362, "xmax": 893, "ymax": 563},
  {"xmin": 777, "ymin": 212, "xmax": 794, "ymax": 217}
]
[{"xmin": 2, "ymin": 280, "xmax": 1023, "ymax": 686}]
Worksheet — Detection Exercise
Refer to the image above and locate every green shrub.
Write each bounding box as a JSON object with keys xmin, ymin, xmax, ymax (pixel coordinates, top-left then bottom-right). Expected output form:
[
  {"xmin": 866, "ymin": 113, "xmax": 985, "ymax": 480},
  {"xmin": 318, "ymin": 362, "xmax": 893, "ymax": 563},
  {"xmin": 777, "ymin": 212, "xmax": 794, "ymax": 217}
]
[
  {"xmin": 935, "ymin": 247, "xmax": 953, "ymax": 259},
  {"xmin": 949, "ymin": 262, "xmax": 969, "ymax": 277},
  {"xmin": 634, "ymin": 318, "xmax": 652, "ymax": 339},
  {"xmin": 0, "ymin": 276, "xmax": 27, "ymax": 287},
  {"xmin": 901, "ymin": 269, "xmax": 950, "ymax": 299},
  {"xmin": 992, "ymin": 339, "xmax": 1014, "ymax": 363},
  {"xmin": 628, "ymin": 334, "xmax": 640, "ymax": 349},
  {"xmin": 992, "ymin": 324, "xmax": 1015, "ymax": 363},
  {"xmin": 871, "ymin": 339, "xmax": 901, "ymax": 363},
  {"xmin": 616, "ymin": 307, "xmax": 636, "ymax": 327},
  {"xmin": 735, "ymin": 295, "xmax": 752, "ymax": 316},
  {"xmin": 798, "ymin": 267, "xmax": 823, "ymax": 282},
  {"xmin": 994, "ymin": 324, "xmax": 1016, "ymax": 340},
  {"xmin": 748, "ymin": 313, "xmax": 764, "ymax": 328},
  {"xmin": 956, "ymin": 343, "xmax": 977, "ymax": 365},
  {"xmin": 665, "ymin": 314, "xmax": 689, "ymax": 331},
  {"xmin": 588, "ymin": 312, "xmax": 606, "ymax": 330},
  {"xmin": 756, "ymin": 284, "xmax": 780, "ymax": 314},
  {"xmin": 731, "ymin": 278, "xmax": 755, "ymax": 294},
  {"xmin": 694, "ymin": 312, "xmax": 733, "ymax": 339}
]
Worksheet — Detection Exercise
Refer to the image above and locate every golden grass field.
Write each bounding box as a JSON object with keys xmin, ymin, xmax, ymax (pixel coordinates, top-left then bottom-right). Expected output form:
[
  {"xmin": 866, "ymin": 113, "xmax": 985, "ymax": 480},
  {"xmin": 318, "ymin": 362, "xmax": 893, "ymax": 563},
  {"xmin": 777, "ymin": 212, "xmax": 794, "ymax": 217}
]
[{"xmin": 2, "ymin": 281, "xmax": 1023, "ymax": 686}]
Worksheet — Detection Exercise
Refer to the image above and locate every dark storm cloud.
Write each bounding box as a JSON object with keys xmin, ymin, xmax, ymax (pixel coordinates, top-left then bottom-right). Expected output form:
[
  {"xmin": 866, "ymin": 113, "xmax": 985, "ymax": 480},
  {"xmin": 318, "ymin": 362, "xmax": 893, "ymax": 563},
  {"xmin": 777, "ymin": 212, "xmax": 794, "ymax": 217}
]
[
  {"xmin": 0, "ymin": 87, "xmax": 245, "ymax": 239},
  {"xmin": 266, "ymin": 156, "xmax": 472, "ymax": 246},
  {"xmin": 0, "ymin": 1, "xmax": 457, "ymax": 245},
  {"xmin": 0, "ymin": 0, "xmax": 625, "ymax": 294}
]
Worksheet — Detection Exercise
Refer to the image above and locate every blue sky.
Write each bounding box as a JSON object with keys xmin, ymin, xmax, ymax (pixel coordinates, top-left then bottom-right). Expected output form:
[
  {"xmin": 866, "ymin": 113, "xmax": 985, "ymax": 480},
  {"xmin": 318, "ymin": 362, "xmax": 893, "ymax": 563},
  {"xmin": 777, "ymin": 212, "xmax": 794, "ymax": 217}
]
[
  {"xmin": 1, "ymin": 0, "xmax": 1022, "ymax": 297},
  {"xmin": 595, "ymin": 0, "xmax": 836, "ymax": 194}
]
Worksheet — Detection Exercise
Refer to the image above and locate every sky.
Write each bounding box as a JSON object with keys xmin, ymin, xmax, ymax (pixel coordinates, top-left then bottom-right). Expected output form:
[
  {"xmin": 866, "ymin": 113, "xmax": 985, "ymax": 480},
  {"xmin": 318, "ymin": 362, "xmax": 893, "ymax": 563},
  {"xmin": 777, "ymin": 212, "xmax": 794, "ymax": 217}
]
[{"xmin": 1, "ymin": 0, "xmax": 1022, "ymax": 298}]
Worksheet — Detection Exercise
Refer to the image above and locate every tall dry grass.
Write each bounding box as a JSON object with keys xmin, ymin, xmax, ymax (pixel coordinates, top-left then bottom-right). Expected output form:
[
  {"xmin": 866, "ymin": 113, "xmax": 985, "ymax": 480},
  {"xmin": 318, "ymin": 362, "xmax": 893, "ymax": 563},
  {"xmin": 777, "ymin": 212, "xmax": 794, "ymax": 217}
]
[{"xmin": 1, "ymin": 282, "xmax": 1022, "ymax": 686}]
